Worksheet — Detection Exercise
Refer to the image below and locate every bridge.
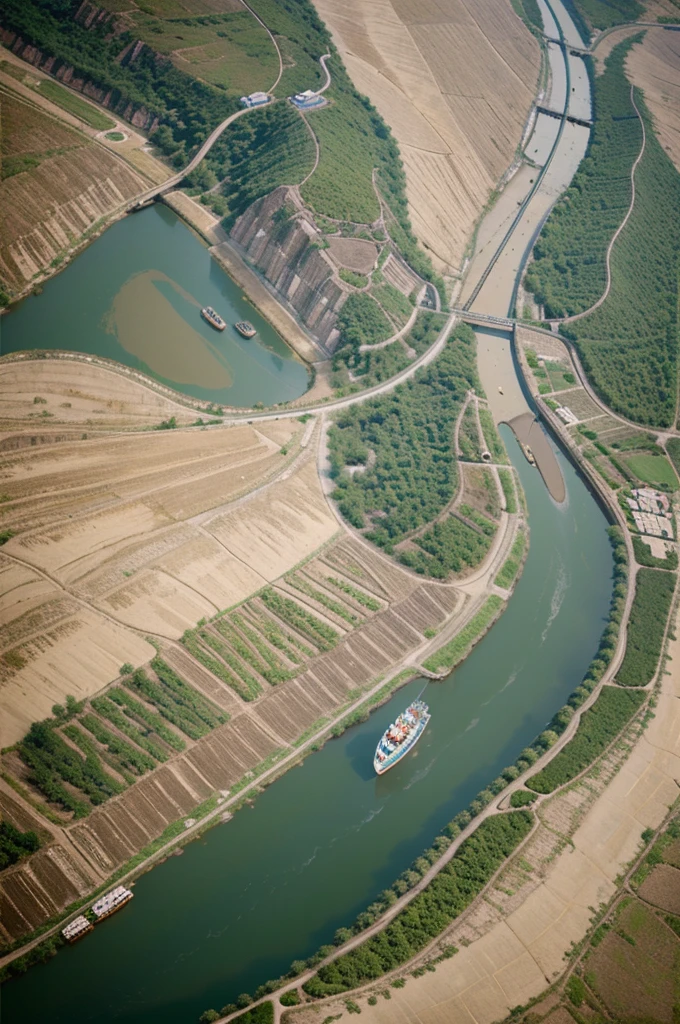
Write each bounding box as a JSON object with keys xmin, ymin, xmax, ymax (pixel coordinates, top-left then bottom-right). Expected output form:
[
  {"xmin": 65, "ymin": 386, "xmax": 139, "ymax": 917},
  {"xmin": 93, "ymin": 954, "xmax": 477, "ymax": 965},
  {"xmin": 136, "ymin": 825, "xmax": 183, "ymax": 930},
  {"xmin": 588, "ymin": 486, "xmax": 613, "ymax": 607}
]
[
  {"xmin": 451, "ymin": 308, "xmax": 515, "ymax": 331},
  {"xmin": 544, "ymin": 36, "xmax": 590, "ymax": 56},
  {"xmin": 536, "ymin": 105, "xmax": 592, "ymax": 129}
]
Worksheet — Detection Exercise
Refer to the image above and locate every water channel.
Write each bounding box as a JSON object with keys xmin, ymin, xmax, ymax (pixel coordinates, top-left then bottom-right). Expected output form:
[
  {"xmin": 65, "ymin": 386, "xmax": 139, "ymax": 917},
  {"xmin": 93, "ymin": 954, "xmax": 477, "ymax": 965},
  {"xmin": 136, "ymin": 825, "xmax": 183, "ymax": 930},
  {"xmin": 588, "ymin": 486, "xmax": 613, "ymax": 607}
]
[
  {"xmin": 1, "ymin": 4, "xmax": 601, "ymax": 1022},
  {"xmin": 0, "ymin": 205, "xmax": 309, "ymax": 408}
]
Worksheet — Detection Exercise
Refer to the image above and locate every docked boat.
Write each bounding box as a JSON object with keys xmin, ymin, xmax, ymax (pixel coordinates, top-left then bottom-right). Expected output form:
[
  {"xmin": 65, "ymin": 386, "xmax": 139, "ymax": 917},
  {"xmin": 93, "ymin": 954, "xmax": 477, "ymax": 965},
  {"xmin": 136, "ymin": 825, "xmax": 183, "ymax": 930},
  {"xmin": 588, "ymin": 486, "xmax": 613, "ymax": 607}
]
[
  {"xmin": 374, "ymin": 699, "xmax": 430, "ymax": 775},
  {"xmin": 201, "ymin": 306, "xmax": 226, "ymax": 331},
  {"xmin": 91, "ymin": 885, "xmax": 133, "ymax": 921},
  {"xmin": 61, "ymin": 915, "xmax": 94, "ymax": 943},
  {"xmin": 521, "ymin": 443, "xmax": 536, "ymax": 466},
  {"xmin": 234, "ymin": 320, "xmax": 257, "ymax": 338}
]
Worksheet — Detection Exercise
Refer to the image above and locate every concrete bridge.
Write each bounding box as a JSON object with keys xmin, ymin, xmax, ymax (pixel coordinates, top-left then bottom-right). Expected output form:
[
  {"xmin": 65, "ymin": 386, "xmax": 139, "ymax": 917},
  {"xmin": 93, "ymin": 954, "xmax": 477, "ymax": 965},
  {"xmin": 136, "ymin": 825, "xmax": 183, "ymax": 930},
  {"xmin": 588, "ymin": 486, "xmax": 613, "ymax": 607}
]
[
  {"xmin": 544, "ymin": 36, "xmax": 590, "ymax": 56},
  {"xmin": 536, "ymin": 104, "xmax": 592, "ymax": 129}
]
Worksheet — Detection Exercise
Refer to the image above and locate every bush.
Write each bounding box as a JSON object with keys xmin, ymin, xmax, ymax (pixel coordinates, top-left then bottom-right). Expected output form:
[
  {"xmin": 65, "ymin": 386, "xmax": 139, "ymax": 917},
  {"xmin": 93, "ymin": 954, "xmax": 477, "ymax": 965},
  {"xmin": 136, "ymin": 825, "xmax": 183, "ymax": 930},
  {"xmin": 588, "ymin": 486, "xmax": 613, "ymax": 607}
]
[
  {"xmin": 509, "ymin": 790, "xmax": 536, "ymax": 808},
  {"xmin": 0, "ymin": 820, "xmax": 40, "ymax": 870},
  {"xmin": 527, "ymin": 686, "xmax": 646, "ymax": 794},
  {"xmin": 617, "ymin": 568, "xmax": 675, "ymax": 686},
  {"xmin": 632, "ymin": 536, "xmax": 678, "ymax": 570}
]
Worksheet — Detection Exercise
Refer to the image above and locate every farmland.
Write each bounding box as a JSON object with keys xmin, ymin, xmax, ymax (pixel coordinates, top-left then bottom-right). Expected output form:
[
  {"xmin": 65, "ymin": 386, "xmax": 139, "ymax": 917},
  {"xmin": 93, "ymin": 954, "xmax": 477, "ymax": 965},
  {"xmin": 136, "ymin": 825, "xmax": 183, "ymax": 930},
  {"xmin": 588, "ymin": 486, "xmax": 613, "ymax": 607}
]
[
  {"xmin": 313, "ymin": 0, "xmax": 541, "ymax": 272},
  {"xmin": 0, "ymin": 89, "xmax": 150, "ymax": 299},
  {"xmin": 332, "ymin": 312, "xmax": 446, "ymax": 394},
  {"xmin": 627, "ymin": 26, "xmax": 680, "ymax": 173}
]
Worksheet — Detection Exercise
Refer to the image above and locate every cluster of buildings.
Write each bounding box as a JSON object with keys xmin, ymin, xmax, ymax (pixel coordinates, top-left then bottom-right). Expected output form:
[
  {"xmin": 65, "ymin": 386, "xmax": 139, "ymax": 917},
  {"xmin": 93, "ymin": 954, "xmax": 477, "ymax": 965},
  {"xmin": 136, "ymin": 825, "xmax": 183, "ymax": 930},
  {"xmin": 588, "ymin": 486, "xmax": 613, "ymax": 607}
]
[{"xmin": 627, "ymin": 488, "xmax": 673, "ymax": 538}]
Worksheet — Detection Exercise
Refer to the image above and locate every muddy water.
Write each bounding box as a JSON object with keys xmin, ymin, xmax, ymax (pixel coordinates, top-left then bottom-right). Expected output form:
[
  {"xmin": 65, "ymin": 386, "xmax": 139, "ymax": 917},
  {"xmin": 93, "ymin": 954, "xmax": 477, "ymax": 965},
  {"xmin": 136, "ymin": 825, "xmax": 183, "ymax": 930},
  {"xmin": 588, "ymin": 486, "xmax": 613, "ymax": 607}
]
[
  {"xmin": 2, "ymin": 433, "xmax": 613, "ymax": 1024},
  {"xmin": 0, "ymin": 205, "xmax": 309, "ymax": 408}
]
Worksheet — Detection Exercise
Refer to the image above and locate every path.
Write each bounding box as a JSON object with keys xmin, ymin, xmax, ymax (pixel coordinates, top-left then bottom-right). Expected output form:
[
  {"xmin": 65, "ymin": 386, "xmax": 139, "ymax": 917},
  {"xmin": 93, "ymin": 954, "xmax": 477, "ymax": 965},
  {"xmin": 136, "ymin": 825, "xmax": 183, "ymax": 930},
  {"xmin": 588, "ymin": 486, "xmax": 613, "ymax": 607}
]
[
  {"xmin": 546, "ymin": 84, "xmax": 646, "ymax": 327},
  {"xmin": 358, "ymin": 290, "xmax": 424, "ymax": 351}
]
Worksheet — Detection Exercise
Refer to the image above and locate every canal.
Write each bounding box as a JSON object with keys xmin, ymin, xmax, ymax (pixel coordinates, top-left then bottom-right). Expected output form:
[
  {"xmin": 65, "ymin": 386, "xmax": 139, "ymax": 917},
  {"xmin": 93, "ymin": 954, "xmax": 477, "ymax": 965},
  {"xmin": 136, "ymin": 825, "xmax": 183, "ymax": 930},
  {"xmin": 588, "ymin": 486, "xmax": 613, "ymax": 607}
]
[
  {"xmin": 2, "ymin": 430, "xmax": 613, "ymax": 1024},
  {"xmin": 0, "ymin": 205, "xmax": 309, "ymax": 409}
]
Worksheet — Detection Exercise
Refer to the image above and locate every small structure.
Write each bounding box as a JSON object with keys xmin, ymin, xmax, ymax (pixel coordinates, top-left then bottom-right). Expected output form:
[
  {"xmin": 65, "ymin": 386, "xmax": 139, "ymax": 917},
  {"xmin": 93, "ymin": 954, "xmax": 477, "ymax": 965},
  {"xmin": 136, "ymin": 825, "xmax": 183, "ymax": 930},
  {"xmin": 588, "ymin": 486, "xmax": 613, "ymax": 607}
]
[
  {"xmin": 62, "ymin": 915, "xmax": 93, "ymax": 943},
  {"xmin": 555, "ymin": 406, "xmax": 578, "ymax": 426},
  {"xmin": 628, "ymin": 488, "xmax": 673, "ymax": 538},
  {"xmin": 240, "ymin": 92, "xmax": 270, "ymax": 108},
  {"xmin": 290, "ymin": 89, "xmax": 326, "ymax": 110}
]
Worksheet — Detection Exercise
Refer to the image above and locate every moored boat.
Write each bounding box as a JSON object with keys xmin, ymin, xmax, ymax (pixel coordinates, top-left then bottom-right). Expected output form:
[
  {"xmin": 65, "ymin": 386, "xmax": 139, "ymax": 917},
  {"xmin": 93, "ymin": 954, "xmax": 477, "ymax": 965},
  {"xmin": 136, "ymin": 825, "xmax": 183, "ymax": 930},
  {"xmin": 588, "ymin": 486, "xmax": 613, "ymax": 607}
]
[
  {"xmin": 234, "ymin": 320, "xmax": 257, "ymax": 338},
  {"xmin": 373, "ymin": 699, "xmax": 430, "ymax": 775},
  {"xmin": 61, "ymin": 915, "xmax": 94, "ymax": 943},
  {"xmin": 201, "ymin": 306, "xmax": 226, "ymax": 331},
  {"xmin": 91, "ymin": 885, "xmax": 133, "ymax": 921}
]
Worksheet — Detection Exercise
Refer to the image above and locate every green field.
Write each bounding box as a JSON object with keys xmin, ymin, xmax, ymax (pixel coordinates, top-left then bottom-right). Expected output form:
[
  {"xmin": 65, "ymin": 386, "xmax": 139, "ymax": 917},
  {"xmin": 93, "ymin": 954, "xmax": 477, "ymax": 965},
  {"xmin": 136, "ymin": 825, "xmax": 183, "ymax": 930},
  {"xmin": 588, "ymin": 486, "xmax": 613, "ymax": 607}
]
[
  {"xmin": 624, "ymin": 453, "xmax": 678, "ymax": 488},
  {"xmin": 38, "ymin": 80, "xmax": 115, "ymax": 129},
  {"xmin": 617, "ymin": 567, "xmax": 675, "ymax": 686}
]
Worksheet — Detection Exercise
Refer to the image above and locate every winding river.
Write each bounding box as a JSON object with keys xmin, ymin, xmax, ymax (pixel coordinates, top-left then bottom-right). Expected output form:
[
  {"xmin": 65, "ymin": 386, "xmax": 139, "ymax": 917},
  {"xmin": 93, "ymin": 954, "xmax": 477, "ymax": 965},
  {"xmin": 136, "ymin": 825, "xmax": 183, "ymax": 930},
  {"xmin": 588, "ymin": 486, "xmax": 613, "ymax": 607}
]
[{"xmin": 1, "ymin": 3, "xmax": 600, "ymax": 1022}]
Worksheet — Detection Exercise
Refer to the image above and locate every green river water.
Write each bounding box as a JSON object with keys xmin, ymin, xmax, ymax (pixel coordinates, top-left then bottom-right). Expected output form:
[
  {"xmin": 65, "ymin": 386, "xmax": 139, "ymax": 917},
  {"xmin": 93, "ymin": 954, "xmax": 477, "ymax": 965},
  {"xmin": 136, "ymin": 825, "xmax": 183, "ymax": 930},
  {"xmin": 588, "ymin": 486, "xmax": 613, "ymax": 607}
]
[
  {"xmin": 2, "ymin": 427, "xmax": 613, "ymax": 1024},
  {"xmin": 0, "ymin": 205, "xmax": 309, "ymax": 408}
]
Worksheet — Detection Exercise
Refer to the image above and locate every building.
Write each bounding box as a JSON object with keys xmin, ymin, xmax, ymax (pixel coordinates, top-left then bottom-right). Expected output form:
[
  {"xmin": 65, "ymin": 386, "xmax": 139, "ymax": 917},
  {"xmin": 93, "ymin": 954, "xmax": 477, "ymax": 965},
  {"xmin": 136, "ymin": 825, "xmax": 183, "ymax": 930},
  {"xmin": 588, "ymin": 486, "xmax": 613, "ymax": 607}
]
[
  {"xmin": 240, "ymin": 92, "xmax": 270, "ymax": 108},
  {"xmin": 290, "ymin": 89, "xmax": 326, "ymax": 110}
]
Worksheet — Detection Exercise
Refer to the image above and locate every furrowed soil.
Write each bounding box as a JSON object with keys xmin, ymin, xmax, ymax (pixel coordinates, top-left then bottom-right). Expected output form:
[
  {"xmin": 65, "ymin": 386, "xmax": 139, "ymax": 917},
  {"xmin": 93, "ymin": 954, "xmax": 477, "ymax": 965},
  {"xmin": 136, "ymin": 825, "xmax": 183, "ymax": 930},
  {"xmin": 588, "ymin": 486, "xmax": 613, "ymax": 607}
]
[
  {"xmin": 0, "ymin": 88, "xmax": 152, "ymax": 297},
  {"xmin": 311, "ymin": 0, "xmax": 541, "ymax": 274},
  {"xmin": 627, "ymin": 27, "xmax": 680, "ymax": 173}
]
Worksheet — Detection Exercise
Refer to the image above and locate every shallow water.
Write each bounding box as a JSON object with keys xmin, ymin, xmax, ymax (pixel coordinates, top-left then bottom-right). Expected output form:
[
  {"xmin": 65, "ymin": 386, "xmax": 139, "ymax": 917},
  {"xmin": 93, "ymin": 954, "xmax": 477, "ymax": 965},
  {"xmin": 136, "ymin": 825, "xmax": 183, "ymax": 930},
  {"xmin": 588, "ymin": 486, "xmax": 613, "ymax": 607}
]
[{"xmin": 0, "ymin": 205, "xmax": 309, "ymax": 408}]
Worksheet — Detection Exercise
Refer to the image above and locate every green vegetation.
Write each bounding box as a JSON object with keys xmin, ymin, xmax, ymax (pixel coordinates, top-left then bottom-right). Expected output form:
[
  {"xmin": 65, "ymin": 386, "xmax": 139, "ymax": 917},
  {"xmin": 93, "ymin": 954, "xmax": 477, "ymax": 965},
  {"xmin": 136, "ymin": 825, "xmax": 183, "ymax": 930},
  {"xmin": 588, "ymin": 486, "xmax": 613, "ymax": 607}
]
[
  {"xmin": 424, "ymin": 596, "xmax": 504, "ymax": 673},
  {"xmin": 567, "ymin": 0, "xmax": 643, "ymax": 33},
  {"xmin": 0, "ymin": 820, "xmax": 40, "ymax": 870},
  {"xmin": 509, "ymin": 790, "xmax": 536, "ymax": 808},
  {"xmin": 458, "ymin": 403, "xmax": 484, "ymax": 462},
  {"xmin": 201, "ymin": 103, "xmax": 316, "ymax": 228},
  {"xmin": 334, "ymin": 293, "xmax": 392, "ymax": 350},
  {"xmin": 303, "ymin": 812, "xmax": 533, "ymax": 996},
  {"xmin": 399, "ymin": 514, "xmax": 493, "ymax": 579},
  {"xmin": 90, "ymin": 696, "xmax": 170, "ymax": 762},
  {"xmin": 632, "ymin": 536, "xmax": 678, "ymax": 570},
  {"xmin": 525, "ymin": 42, "xmax": 644, "ymax": 318},
  {"xmin": 181, "ymin": 629, "xmax": 259, "ymax": 701},
  {"xmin": 498, "ymin": 468, "xmax": 517, "ymax": 513},
  {"xmin": 624, "ymin": 453, "xmax": 678, "ymax": 489},
  {"xmin": 495, "ymin": 530, "xmax": 526, "ymax": 589},
  {"xmin": 73, "ymin": 716, "xmax": 155, "ymax": 776},
  {"xmin": 370, "ymin": 282, "xmax": 412, "ymax": 327},
  {"xmin": 37, "ymin": 79, "xmax": 114, "ymax": 130},
  {"xmin": 260, "ymin": 588, "xmax": 339, "ymax": 651},
  {"xmin": 332, "ymin": 311, "xmax": 445, "ymax": 393},
  {"xmin": 617, "ymin": 568, "xmax": 675, "ymax": 686},
  {"xmin": 329, "ymin": 325, "xmax": 480, "ymax": 554},
  {"xmin": 129, "ymin": 660, "xmax": 228, "ymax": 736},
  {"xmin": 216, "ymin": 617, "xmax": 294, "ymax": 686},
  {"xmin": 287, "ymin": 574, "xmax": 361, "ymax": 626},
  {"xmin": 667, "ymin": 437, "xmax": 680, "ymax": 476},
  {"xmin": 478, "ymin": 408, "xmax": 507, "ymax": 463},
  {"xmin": 510, "ymin": 0, "xmax": 543, "ymax": 30},
  {"xmin": 554, "ymin": 43, "xmax": 680, "ymax": 428},
  {"xmin": 199, "ymin": 627, "xmax": 264, "ymax": 699},
  {"xmin": 105, "ymin": 131, "xmax": 125, "ymax": 141},
  {"xmin": 0, "ymin": 0, "xmax": 239, "ymax": 166},
  {"xmin": 325, "ymin": 577, "xmax": 381, "ymax": 611},
  {"xmin": 339, "ymin": 269, "xmax": 369, "ymax": 289},
  {"xmin": 528, "ymin": 686, "xmax": 646, "ymax": 794},
  {"xmin": 107, "ymin": 688, "xmax": 186, "ymax": 752},
  {"xmin": 18, "ymin": 721, "xmax": 118, "ymax": 817}
]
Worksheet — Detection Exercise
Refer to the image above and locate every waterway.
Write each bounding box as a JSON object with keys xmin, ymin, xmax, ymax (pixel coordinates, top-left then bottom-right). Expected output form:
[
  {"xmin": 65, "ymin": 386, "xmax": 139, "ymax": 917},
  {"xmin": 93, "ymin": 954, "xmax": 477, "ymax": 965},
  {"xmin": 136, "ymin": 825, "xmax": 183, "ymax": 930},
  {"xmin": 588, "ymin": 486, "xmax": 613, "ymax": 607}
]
[
  {"xmin": 0, "ymin": 205, "xmax": 309, "ymax": 408},
  {"xmin": 2, "ymin": 432, "xmax": 613, "ymax": 1024}
]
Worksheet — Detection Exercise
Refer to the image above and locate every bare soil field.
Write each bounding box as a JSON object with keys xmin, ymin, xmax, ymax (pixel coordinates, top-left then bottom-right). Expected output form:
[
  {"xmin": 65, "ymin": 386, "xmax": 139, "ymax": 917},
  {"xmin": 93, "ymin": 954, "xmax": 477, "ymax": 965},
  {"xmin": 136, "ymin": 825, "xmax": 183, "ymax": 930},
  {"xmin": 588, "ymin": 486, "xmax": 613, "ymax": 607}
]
[
  {"xmin": 0, "ymin": 88, "xmax": 150, "ymax": 296},
  {"xmin": 326, "ymin": 237, "xmax": 378, "ymax": 273},
  {"xmin": 627, "ymin": 27, "xmax": 680, "ymax": 172},
  {"xmin": 638, "ymin": 862, "xmax": 680, "ymax": 914},
  {"xmin": 311, "ymin": 0, "xmax": 541, "ymax": 273},
  {"xmin": 0, "ymin": 358, "xmax": 198, "ymax": 431}
]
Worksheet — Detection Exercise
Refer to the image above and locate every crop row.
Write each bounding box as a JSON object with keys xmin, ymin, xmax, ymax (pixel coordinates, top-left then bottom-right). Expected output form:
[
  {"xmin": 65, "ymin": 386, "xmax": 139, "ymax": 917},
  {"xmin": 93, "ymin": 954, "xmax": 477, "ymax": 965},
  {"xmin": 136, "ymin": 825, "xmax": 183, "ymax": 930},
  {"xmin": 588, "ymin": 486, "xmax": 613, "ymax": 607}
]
[
  {"xmin": 617, "ymin": 567, "xmax": 675, "ymax": 686},
  {"xmin": 286, "ymin": 573, "xmax": 362, "ymax": 626},
  {"xmin": 260, "ymin": 588, "xmax": 339, "ymax": 651},
  {"xmin": 400, "ymin": 513, "xmax": 493, "ymax": 579}
]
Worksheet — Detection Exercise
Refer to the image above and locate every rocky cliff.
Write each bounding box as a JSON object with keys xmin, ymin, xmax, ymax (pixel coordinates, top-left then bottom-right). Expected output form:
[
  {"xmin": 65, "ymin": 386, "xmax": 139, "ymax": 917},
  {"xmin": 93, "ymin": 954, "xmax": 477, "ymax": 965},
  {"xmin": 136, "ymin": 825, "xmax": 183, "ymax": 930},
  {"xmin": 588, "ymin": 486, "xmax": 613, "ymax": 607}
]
[{"xmin": 230, "ymin": 186, "xmax": 348, "ymax": 349}]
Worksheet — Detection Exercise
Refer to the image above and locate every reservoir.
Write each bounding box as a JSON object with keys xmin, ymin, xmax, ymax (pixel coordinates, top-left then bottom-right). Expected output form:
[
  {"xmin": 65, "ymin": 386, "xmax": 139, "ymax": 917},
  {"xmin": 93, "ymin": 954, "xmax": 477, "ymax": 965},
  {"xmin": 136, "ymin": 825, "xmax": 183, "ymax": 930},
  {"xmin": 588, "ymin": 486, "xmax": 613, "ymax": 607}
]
[
  {"xmin": 2, "ymin": 432, "xmax": 613, "ymax": 1024},
  {"xmin": 0, "ymin": 205, "xmax": 310, "ymax": 408}
]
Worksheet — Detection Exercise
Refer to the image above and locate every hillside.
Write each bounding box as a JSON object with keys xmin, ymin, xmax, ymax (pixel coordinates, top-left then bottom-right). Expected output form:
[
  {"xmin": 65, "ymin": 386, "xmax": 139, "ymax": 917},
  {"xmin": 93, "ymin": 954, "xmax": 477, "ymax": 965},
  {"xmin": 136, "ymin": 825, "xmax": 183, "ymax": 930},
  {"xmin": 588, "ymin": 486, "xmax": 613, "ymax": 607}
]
[
  {"xmin": 626, "ymin": 25, "xmax": 680, "ymax": 172},
  {"xmin": 310, "ymin": 0, "xmax": 541, "ymax": 274}
]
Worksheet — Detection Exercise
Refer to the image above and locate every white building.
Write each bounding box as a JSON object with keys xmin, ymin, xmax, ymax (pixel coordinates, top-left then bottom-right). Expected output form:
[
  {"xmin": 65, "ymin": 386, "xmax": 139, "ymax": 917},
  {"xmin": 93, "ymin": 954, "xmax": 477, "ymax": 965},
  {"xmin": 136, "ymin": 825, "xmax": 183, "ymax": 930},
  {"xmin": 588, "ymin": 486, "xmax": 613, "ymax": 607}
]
[{"xmin": 240, "ymin": 92, "xmax": 270, "ymax": 108}]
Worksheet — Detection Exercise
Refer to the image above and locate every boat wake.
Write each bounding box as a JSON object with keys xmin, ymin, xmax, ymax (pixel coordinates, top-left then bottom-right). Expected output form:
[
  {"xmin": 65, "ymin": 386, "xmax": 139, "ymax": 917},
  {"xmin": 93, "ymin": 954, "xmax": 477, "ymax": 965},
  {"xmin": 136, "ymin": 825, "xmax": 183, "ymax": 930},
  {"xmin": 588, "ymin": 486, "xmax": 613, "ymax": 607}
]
[
  {"xmin": 404, "ymin": 759, "xmax": 435, "ymax": 789},
  {"xmin": 541, "ymin": 562, "xmax": 569, "ymax": 644}
]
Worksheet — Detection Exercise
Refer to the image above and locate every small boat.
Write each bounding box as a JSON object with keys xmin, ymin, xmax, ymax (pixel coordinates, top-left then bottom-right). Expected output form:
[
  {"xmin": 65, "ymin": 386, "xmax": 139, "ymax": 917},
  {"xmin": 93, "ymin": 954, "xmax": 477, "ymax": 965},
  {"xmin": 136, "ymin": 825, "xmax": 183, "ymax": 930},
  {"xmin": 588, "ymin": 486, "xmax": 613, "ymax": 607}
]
[
  {"xmin": 374, "ymin": 699, "xmax": 430, "ymax": 775},
  {"xmin": 521, "ymin": 443, "xmax": 536, "ymax": 466},
  {"xmin": 201, "ymin": 306, "xmax": 226, "ymax": 331},
  {"xmin": 61, "ymin": 915, "xmax": 94, "ymax": 943},
  {"xmin": 234, "ymin": 320, "xmax": 257, "ymax": 338},
  {"xmin": 91, "ymin": 885, "xmax": 134, "ymax": 921}
]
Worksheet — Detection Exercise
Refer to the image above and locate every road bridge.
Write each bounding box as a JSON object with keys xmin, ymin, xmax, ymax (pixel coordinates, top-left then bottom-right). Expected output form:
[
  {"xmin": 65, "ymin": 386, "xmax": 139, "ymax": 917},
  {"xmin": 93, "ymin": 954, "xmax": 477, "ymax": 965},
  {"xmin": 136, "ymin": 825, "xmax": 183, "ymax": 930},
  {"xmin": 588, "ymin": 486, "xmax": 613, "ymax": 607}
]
[
  {"xmin": 536, "ymin": 104, "xmax": 592, "ymax": 129},
  {"xmin": 451, "ymin": 308, "xmax": 515, "ymax": 331}
]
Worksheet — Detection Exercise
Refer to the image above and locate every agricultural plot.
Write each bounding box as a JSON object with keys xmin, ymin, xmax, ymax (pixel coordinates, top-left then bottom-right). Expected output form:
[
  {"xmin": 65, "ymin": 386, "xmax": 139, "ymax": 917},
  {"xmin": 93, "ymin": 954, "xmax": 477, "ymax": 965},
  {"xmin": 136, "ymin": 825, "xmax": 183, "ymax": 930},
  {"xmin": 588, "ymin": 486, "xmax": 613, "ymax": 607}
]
[
  {"xmin": 627, "ymin": 26, "xmax": 680, "ymax": 173},
  {"xmin": 624, "ymin": 453, "xmax": 678, "ymax": 488},
  {"xmin": 0, "ymin": 91, "xmax": 149, "ymax": 297},
  {"xmin": 585, "ymin": 900, "xmax": 680, "ymax": 1022},
  {"xmin": 332, "ymin": 312, "xmax": 445, "ymax": 393},
  {"xmin": 461, "ymin": 465, "xmax": 501, "ymax": 520},
  {"xmin": 399, "ymin": 512, "xmax": 494, "ymax": 580}
]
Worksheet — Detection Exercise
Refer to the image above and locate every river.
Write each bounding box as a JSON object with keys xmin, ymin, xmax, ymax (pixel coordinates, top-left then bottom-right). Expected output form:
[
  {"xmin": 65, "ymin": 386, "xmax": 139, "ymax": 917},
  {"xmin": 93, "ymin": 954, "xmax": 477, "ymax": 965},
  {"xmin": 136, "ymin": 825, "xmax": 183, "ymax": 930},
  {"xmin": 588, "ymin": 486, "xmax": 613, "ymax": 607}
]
[
  {"xmin": 2, "ymin": 430, "xmax": 613, "ymax": 1024},
  {"xmin": 0, "ymin": 205, "xmax": 309, "ymax": 408},
  {"xmin": 2, "ymin": 4, "xmax": 601, "ymax": 1022}
]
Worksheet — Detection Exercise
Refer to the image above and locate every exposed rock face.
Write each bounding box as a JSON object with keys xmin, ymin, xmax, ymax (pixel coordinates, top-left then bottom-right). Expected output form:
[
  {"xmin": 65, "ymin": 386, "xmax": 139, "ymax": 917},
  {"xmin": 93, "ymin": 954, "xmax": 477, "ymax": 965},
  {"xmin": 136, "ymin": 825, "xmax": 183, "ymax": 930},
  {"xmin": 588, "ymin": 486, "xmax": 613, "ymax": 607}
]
[{"xmin": 230, "ymin": 187, "xmax": 347, "ymax": 348}]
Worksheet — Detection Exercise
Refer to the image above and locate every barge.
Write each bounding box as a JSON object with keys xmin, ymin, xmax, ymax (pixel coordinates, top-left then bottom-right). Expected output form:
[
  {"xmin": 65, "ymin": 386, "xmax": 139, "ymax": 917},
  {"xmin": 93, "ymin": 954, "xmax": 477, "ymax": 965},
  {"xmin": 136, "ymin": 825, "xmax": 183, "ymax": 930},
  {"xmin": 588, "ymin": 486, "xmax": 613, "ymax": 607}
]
[
  {"xmin": 201, "ymin": 306, "xmax": 226, "ymax": 331},
  {"xmin": 374, "ymin": 699, "xmax": 430, "ymax": 775},
  {"xmin": 61, "ymin": 915, "xmax": 94, "ymax": 943},
  {"xmin": 234, "ymin": 320, "xmax": 256, "ymax": 338},
  {"xmin": 91, "ymin": 885, "xmax": 134, "ymax": 921}
]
